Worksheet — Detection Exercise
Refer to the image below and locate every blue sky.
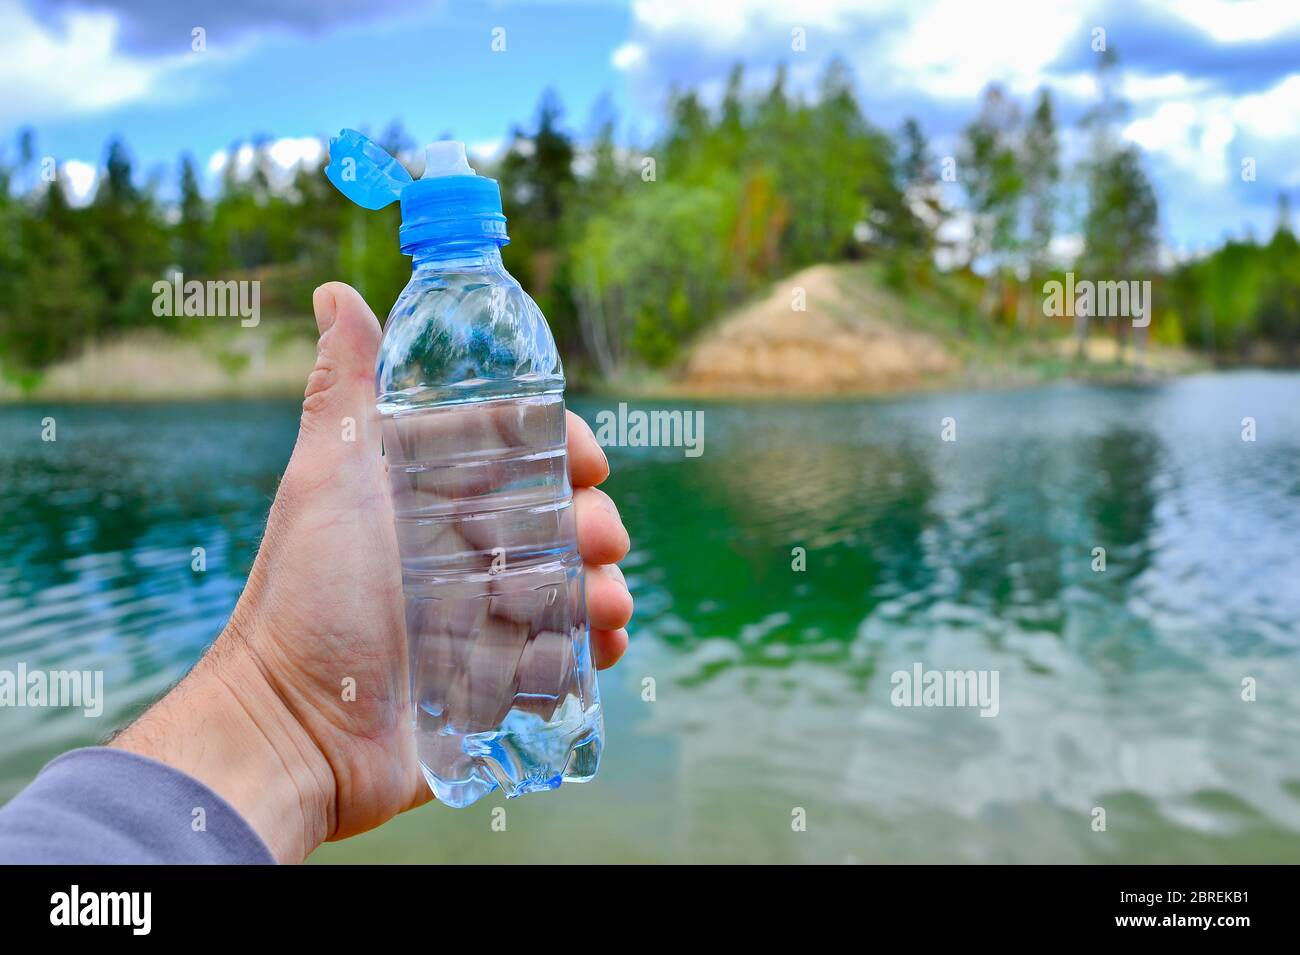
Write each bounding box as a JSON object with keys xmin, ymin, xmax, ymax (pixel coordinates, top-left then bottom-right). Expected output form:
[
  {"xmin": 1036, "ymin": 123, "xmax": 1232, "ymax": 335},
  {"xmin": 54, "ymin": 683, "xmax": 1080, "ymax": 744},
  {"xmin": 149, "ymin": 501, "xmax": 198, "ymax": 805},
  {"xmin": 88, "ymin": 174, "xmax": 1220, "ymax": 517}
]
[{"xmin": 7, "ymin": 0, "xmax": 1300, "ymax": 257}]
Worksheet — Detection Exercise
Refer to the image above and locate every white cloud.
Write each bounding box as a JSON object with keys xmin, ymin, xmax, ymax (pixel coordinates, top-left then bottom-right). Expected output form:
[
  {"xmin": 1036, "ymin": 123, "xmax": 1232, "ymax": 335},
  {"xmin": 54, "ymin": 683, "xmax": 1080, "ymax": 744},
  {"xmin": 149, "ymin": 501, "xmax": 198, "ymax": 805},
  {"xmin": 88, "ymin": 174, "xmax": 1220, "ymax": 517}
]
[
  {"xmin": 0, "ymin": 0, "xmax": 204, "ymax": 128},
  {"xmin": 208, "ymin": 144, "xmax": 252, "ymax": 177},
  {"xmin": 620, "ymin": 0, "xmax": 1088, "ymax": 99},
  {"xmin": 1151, "ymin": 0, "xmax": 1300, "ymax": 43},
  {"xmin": 267, "ymin": 136, "xmax": 324, "ymax": 170},
  {"xmin": 206, "ymin": 136, "xmax": 327, "ymax": 190},
  {"xmin": 626, "ymin": 0, "xmax": 871, "ymax": 48},
  {"xmin": 0, "ymin": 2, "xmax": 153, "ymax": 123},
  {"xmin": 60, "ymin": 159, "xmax": 97, "ymax": 206},
  {"xmin": 614, "ymin": 0, "xmax": 1300, "ymax": 250},
  {"xmin": 468, "ymin": 139, "xmax": 504, "ymax": 162},
  {"xmin": 1121, "ymin": 73, "xmax": 1300, "ymax": 188},
  {"xmin": 1125, "ymin": 102, "xmax": 1234, "ymax": 185},
  {"xmin": 611, "ymin": 42, "xmax": 645, "ymax": 71},
  {"xmin": 1232, "ymin": 74, "xmax": 1300, "ymax": 141},
  {"xmin": 1126, "ymin": 101, "xmax": 1202, "ymax": 150},
  {"xmin": 1122, "ymin": 72, "xmax": 1211, "ymax": 101},
  {"xmin": 1049, "ymin": 232, "xmax": 1084, "ymax": 263},
  {"xmin": 887, "ymin": 0, "xmax": 1085, "ymax": 99}
]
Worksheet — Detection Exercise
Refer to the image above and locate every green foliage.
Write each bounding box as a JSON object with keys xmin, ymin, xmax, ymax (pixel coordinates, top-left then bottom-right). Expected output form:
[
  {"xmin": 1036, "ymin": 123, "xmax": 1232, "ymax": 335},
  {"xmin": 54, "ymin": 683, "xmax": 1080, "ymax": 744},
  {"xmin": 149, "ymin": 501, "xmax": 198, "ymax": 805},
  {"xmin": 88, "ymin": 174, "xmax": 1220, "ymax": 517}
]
[
  {"xmin": 498, "ymin": 90, "xmax": 582, "ymax": 357},
  {"xmin": 1170, "ymin": 205, "xmax": 1300, "ymax": 357},
  {"xmin": 1076, "ymin": 48, "xmax": 1158, "ymax": 281},
  {"xmin": 573, "ymin": 179, "xmax": 734, "ymax": 370},
  {"xmin": 0, "ymin": 128, "xmax": 414, "ymax": 376},
  {"xmin": 959, "ymin": 85, "xmax": 1024, "ymax": 270},
  {"xmin": 1020, "ymin": 88, "xmax": 1060, "ymax": 276},
  {"xmin": 569, "ymin": 58, "xmax": 917, "ymax": 375},
  {"xmin": 0, "ymin": 52, "xmax": 1295, "ymax": 381},
  {"xmin": 1081, "ymin": 147, "xmax": 1158, "ymax": 277}
]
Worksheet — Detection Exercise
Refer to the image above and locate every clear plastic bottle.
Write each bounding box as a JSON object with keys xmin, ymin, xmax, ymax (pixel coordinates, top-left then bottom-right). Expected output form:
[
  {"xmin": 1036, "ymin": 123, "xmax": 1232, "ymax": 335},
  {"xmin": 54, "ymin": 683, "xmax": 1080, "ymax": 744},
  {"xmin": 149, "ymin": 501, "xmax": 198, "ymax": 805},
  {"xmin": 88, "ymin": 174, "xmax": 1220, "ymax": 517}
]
[{"xmin": 326, "ymin": 131, "xmax": 602, "ymax": 807}]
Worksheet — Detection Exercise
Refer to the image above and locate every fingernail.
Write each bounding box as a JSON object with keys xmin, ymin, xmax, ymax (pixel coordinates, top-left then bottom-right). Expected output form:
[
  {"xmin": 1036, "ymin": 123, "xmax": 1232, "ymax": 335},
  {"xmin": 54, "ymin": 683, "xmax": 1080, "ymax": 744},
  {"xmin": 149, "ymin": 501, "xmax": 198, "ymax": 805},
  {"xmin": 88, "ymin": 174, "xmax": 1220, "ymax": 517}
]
[{"xmin": 313, "ymin": 285, "xmax": 337, "ymax": 334}]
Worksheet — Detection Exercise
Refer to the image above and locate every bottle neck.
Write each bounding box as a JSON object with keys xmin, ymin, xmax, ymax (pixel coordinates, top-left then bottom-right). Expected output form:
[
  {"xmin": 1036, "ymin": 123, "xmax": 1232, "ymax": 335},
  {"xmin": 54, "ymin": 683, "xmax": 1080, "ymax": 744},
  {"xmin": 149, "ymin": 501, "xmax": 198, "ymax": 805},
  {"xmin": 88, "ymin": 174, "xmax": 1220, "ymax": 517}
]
[{"xmin": 410, "ymin": 242, "xmax": 504, "ymax": 272}]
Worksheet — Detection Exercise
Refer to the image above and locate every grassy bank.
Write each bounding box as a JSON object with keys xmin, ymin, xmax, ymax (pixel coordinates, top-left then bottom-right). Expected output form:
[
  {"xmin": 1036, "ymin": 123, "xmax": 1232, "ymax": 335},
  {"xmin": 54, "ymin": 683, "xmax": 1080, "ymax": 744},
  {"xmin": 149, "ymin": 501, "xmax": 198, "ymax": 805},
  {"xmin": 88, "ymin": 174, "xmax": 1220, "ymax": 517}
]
[
  {"xmin": 1, "ymin": 263, "xmax": 1210, "ymax": 403},
  {"xmin": 0, "ymin": 319, "xmax": 318, "ymax": 402},
  {"xmin": 611, "ymin": 262, "xmax": 1208, "ymax": 400}
]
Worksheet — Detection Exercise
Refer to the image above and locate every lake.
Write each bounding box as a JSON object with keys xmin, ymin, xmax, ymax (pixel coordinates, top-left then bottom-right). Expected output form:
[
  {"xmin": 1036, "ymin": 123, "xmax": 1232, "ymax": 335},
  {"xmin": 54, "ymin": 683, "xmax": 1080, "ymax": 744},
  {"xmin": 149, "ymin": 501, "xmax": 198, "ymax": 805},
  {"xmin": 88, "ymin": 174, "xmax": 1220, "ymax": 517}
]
[{"xmin": 2, "ymin": 372, "xmax": 1299, "ymax": 863}]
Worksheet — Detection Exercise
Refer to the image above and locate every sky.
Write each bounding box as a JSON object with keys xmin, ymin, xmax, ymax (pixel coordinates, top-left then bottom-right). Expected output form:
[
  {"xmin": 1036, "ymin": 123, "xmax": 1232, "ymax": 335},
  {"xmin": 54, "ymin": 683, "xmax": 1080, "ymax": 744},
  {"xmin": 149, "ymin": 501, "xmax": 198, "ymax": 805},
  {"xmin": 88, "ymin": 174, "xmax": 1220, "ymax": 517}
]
[{"xmin": 6, "ymin": 0, "xmax": 1300, "ymax": 257}]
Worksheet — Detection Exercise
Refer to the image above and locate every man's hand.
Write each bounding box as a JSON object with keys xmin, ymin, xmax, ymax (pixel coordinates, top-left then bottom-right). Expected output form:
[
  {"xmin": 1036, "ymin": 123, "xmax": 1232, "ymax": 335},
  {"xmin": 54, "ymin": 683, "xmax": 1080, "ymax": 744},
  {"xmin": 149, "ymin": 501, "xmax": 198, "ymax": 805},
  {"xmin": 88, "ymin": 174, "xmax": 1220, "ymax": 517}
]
[{"xmin": 113, "ymin": 282, "xmax": 633, "ymax": 863}]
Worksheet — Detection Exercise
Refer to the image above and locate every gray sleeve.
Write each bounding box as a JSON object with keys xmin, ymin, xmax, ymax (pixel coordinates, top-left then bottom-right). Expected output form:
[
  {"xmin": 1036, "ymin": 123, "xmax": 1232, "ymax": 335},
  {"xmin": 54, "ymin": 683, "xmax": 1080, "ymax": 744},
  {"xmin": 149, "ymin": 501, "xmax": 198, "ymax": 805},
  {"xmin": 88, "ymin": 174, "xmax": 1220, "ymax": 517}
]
[{"xmin": 0, "ymin": 747, "xmax": 275, "ymax": 864}]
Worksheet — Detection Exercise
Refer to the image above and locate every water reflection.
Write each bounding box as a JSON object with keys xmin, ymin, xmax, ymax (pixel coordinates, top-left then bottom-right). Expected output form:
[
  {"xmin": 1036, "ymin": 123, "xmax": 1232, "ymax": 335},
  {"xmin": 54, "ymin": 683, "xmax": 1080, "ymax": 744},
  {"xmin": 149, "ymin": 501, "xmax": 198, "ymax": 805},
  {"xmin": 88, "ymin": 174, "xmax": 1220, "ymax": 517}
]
[
  {"xmin": 1, "ymin": 375, "xmax": 1299, "ymax": 862},
  {"xmin": 0, "ymin": 402, "xmax": 297, "ymax": 788},
  {"xmin": 554, "ymin": 374, "xmax": 1300, "ymax": 862}
]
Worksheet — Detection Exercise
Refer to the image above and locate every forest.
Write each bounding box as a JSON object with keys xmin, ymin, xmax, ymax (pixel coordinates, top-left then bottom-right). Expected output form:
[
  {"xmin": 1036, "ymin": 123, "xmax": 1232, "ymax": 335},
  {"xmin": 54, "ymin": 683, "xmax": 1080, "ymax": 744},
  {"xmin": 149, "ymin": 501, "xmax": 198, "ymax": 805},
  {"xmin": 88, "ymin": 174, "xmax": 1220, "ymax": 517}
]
[{"xmin": 1, "ymin": 51, "xmax": 1297, "ymax": 385}]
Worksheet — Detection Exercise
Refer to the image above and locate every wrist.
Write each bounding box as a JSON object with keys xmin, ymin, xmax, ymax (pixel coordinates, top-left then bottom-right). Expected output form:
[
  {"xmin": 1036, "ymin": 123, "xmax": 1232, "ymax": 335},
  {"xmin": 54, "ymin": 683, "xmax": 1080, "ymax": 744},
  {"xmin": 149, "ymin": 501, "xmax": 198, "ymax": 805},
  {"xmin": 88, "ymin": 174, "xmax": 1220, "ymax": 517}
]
[{"xmin": 112, "ymin": 637, "xmax": 336, "ymax": 863}]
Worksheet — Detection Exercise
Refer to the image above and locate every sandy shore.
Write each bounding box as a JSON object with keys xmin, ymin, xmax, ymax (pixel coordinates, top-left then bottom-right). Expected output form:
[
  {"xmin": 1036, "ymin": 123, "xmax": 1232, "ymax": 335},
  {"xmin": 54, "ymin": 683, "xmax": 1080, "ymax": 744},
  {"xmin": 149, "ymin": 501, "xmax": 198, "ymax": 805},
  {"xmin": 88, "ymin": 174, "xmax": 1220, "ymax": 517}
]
[
  {"xmin": 667, "ymin": 263, "xmax": 1203, "ymax": 398},
  {"xmin": 2, "ymin": 265, "xmax": 1205, "ymax": 403},
  {"xmin": 0, "ymin": 325, "xmax": 318, "ymax": 402}
]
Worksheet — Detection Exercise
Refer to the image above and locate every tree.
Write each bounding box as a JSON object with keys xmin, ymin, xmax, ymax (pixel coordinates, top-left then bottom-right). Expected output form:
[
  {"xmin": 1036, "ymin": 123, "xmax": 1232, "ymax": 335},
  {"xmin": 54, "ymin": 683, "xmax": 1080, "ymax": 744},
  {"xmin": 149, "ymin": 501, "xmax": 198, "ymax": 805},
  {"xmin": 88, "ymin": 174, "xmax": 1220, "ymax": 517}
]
[
  {"xmin": 1079, "ymin": 49, "xmax": 1159, "ymax": 360},
  {"xmin": 3, "ymin": 170, "xmax": 106, "ymax": 370},
  {"xmin": 177, "ymin": 153, "xmax": 206, "ymax": 274},
  {"xmin": 500, "ymin": 89, "xmax": 576, "ymax": 250},
  {"xmin": 894, "ymin": 116, "xmax": 947, "ymax": 278},
  {"xmin": 572, "ymin": 182, "xmax": 732, "ymax": 375},
  {"xmin": 497, "ymin": 90, "xmax": 579, "ymax": 353},
  {"xmin": 1256, "ymin": 195, "xmax": 1300, "ymax": 358},
  {"xmin": 1019, "ymin": 87, "xmax": 1059, "ymax": 329},
  {"xmin": 959, "ymin": 85, "xmax": 1023, "ymax": 320}
]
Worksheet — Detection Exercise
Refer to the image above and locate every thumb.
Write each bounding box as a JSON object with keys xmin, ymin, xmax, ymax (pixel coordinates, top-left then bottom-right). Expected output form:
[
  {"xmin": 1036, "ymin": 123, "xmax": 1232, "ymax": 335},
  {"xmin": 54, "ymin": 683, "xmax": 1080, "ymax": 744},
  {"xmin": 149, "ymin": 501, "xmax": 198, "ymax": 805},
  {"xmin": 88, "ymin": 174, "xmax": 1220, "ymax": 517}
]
[{"xmin": 297, "ymin": 282, "xmax": 382, "ymax": 452}]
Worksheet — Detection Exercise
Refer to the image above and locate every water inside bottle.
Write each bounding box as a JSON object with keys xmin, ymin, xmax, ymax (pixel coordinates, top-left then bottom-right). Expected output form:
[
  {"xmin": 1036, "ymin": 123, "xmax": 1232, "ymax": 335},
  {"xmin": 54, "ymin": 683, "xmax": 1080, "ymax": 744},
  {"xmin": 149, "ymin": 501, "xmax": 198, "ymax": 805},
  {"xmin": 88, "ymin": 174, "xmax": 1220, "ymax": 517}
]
[{"xmin": 380, "ymin": 390, "xmax": 602, "ymax": 807}]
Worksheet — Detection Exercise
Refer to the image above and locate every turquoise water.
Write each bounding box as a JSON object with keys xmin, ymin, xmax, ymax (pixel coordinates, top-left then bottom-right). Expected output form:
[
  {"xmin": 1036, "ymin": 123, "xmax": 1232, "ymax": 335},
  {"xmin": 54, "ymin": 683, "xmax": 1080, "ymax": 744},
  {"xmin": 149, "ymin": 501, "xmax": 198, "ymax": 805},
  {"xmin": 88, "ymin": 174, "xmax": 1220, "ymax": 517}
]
[{"xmin": 2, "ymin": 372, "xmax": 1299, "ymax": 862}]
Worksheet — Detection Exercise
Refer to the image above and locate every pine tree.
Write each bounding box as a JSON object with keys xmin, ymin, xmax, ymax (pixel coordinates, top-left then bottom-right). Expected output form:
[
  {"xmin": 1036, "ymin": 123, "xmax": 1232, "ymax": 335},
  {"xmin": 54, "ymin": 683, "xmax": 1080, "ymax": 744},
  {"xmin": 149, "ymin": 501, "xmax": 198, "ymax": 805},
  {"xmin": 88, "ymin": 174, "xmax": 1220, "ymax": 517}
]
[
  {"xmin": 177, "ymin": 153, "xmax": 206, "ymax": 275},
  {"xmin": 1019, "ymin": 88, "xmax": 1060, "ymax": 330},
  {"xmin": 1080, "ymin": 49, "xmax": 1158, "ymax": 359},
  {"xmin": 959, "ymin": 84, "xmax": 1023, "ymax": 320}
]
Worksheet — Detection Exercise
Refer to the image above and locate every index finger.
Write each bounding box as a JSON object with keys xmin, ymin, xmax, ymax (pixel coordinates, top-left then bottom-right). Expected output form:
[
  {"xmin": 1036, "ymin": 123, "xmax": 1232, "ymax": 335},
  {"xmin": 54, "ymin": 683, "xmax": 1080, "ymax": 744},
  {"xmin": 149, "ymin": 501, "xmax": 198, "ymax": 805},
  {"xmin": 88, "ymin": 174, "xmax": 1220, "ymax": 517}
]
[{"xmin": 567, "ymin": 410, "xmax": 609, "ymax": 488}]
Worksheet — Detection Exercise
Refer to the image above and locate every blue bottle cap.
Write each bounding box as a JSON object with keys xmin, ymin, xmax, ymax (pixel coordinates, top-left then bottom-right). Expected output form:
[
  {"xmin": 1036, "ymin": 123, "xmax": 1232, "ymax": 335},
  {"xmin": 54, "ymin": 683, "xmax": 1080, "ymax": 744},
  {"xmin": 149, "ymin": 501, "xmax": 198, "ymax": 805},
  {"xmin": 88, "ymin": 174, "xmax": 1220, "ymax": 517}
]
[{"xmin": 325, "ymin": 129, "xmax": 509, "ymax": 253}]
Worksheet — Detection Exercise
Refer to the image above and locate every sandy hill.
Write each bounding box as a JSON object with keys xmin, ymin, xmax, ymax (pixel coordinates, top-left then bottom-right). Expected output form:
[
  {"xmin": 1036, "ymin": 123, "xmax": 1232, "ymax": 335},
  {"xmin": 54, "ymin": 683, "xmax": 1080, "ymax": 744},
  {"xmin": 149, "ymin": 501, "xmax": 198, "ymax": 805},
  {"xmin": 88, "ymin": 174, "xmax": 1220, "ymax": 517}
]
[{"xmin": 678, "ymin": 264, "xmax": 958, "ymax": 396}]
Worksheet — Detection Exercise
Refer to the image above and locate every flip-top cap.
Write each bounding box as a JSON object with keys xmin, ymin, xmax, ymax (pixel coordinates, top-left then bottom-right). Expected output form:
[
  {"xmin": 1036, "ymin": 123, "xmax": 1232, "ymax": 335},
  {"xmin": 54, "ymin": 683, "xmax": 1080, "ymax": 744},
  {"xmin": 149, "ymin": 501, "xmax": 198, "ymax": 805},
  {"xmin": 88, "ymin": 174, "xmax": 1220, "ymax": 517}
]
[{"xmin": 325, "ymin": 129, "xmax": 509, "ymax": 253}]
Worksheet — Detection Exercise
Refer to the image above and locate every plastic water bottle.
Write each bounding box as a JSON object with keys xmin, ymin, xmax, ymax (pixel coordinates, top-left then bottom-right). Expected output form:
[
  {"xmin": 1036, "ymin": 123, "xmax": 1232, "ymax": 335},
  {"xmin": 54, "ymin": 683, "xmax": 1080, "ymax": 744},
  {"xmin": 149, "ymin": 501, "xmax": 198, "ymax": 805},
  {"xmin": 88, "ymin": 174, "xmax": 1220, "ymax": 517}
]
[{"xmin": 325, "ymin": 130, "xmax": 602, "ymax": 807}]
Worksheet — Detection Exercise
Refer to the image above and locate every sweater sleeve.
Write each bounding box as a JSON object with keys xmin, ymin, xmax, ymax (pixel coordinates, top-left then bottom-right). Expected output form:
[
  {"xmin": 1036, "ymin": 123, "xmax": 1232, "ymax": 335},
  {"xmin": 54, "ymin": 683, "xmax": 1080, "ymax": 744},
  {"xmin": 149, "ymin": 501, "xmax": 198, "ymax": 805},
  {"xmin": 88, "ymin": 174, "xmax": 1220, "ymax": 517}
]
[{"xmin": 0, "ymin": 747, "xmax": 275, "ymax": 864}]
